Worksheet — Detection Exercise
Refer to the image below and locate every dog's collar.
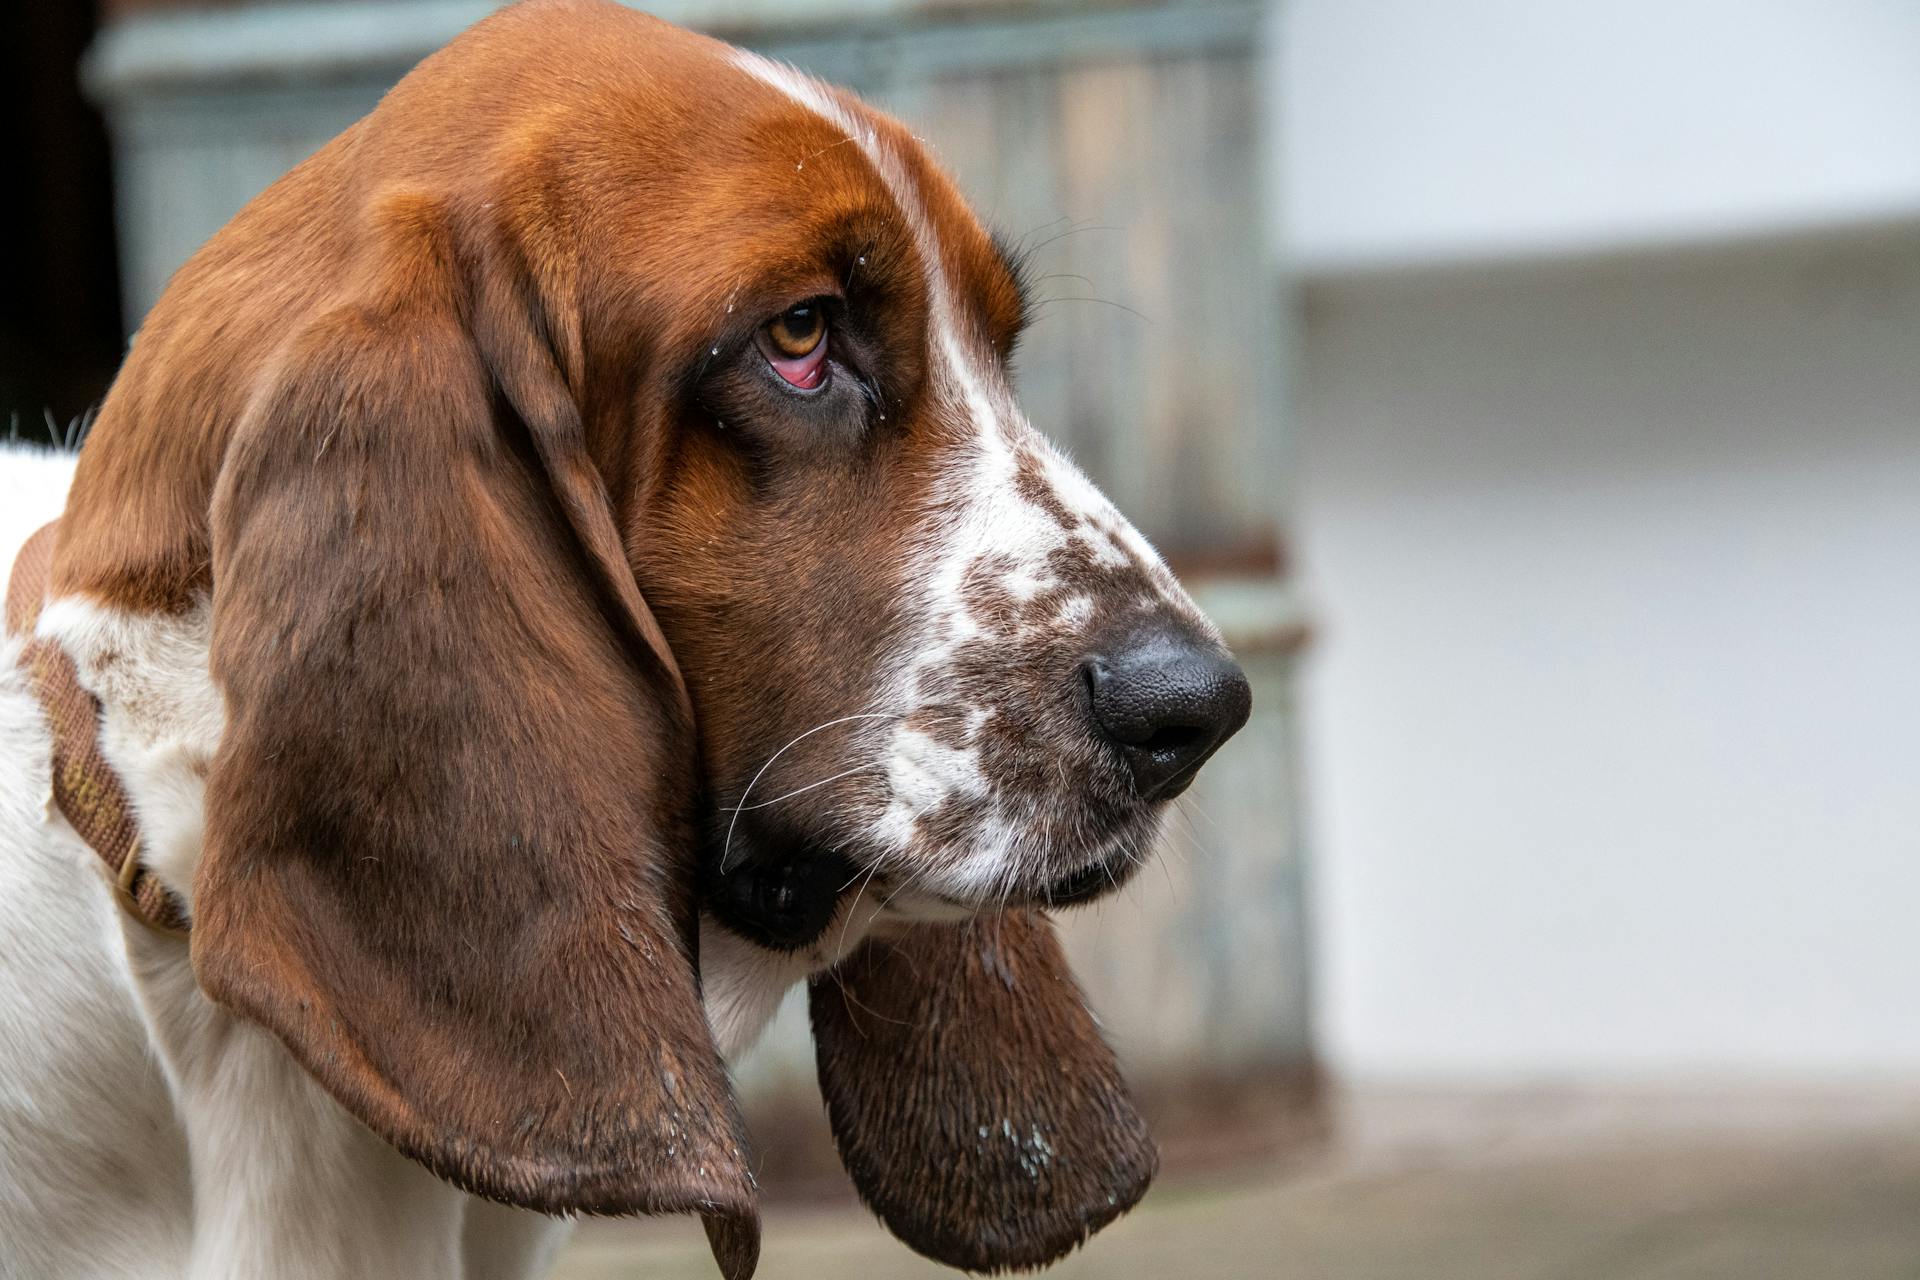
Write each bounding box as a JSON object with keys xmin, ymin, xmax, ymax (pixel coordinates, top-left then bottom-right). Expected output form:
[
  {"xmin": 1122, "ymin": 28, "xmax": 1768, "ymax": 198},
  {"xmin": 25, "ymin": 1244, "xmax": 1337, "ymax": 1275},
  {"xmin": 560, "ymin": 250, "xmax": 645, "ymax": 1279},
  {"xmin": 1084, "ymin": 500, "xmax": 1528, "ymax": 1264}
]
[{"xmin": 6, "ymin": 521, "xmax": 189, "ymax": 939}]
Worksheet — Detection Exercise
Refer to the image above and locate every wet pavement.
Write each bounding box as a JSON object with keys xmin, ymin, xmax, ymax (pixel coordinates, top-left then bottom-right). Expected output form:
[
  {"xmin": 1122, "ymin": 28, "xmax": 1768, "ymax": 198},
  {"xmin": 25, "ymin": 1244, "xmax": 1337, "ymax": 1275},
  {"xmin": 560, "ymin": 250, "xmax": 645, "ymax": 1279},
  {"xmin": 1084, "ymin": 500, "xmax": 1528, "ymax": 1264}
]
[{"xmin": 552, "ymin": 1088, "xmax": 1920, "ymax": 1279}]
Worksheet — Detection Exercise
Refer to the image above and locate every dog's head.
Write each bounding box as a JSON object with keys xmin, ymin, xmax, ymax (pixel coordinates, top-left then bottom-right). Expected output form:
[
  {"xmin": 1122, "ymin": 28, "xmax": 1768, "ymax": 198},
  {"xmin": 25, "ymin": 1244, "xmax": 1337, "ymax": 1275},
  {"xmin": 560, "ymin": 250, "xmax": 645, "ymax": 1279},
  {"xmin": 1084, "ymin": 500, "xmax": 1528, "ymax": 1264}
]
[
  {"xmin": 639, "ymin": 52, "xmax": 1248, "ymax": 940},
  {"xmin": 58, "ymin": 2, "xmax": 1248, "ymax": 1275}
]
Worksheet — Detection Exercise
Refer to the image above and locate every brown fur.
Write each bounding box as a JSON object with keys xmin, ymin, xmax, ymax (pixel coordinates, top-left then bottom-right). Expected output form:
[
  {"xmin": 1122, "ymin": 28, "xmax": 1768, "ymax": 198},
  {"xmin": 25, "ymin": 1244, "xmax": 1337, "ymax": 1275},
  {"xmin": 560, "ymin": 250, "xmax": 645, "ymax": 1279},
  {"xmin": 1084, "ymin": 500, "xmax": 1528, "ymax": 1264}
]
[{"xmin": 48, "ymin": 1, "xmax": 1175, "ymax": 1274}]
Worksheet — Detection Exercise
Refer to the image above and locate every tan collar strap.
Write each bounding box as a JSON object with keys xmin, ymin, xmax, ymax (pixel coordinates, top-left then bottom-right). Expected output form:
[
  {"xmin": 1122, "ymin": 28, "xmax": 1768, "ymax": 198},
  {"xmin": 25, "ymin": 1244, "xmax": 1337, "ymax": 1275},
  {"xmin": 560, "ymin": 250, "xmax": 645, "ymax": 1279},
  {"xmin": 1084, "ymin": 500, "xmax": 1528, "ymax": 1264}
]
[{"xmin": 7, "ymin": 521, "xmax": 189, "ymax": 939}]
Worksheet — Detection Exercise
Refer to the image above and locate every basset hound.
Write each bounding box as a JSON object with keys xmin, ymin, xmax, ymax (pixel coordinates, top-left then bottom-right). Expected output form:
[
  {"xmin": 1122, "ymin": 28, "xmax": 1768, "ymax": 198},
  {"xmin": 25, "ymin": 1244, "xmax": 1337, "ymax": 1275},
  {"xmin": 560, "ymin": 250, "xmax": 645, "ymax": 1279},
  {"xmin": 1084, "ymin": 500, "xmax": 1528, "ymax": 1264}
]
[{"xmin": 0, "ymin": 2, "xmax": 1250, "ymax": 1277}]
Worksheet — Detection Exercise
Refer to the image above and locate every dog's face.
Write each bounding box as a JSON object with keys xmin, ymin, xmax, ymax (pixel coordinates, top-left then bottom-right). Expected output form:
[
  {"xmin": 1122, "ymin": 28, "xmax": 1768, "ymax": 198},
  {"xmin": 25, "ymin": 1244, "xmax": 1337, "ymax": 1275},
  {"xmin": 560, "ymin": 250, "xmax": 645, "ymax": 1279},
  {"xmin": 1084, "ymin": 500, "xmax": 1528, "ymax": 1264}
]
[
  {"xmin": 559, "ymin": 51, "xmax": 1248, "ymax": 947},
  {"xmin": 54, "ymin": 6, "xmax": 1249, "ymax": 1275}
]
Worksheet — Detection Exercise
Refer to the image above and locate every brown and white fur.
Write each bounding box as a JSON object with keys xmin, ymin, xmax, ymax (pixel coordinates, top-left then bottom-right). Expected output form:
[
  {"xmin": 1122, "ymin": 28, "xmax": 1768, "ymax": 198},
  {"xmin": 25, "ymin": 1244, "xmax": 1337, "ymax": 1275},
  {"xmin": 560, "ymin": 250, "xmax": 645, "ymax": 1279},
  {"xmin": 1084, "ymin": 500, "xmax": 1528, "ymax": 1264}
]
[{"xmin": 0, "ymin": 3, "xmax": 1245, "ymax": 1277}]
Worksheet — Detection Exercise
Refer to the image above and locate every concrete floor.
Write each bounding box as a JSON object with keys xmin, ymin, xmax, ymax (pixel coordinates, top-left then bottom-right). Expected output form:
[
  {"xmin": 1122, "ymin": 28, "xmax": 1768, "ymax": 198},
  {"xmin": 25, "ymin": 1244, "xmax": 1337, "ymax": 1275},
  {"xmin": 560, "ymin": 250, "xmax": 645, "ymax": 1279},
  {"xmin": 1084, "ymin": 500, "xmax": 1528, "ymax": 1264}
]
[{"xmin": 551, "ymin": 1089, "xmax": 1920, "ymax": 1279}]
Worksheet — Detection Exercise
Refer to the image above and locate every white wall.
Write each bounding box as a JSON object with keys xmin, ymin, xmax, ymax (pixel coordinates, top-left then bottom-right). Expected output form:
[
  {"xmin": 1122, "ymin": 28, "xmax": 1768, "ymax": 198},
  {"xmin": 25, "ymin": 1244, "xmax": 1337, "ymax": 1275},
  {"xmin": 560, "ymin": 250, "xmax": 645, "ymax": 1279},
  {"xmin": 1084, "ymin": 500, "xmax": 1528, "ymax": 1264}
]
[
  {"xmin": 1282, "ymin": 0, "xmax": 1920, "ymax": 1081},
  {"xmin": 1279, "ymin": 0, "xmax": 1920, "ymax": 271},
  {"xmin": 1296, "ymin": 228, "xmax": 1920, "ymax": 1078}
]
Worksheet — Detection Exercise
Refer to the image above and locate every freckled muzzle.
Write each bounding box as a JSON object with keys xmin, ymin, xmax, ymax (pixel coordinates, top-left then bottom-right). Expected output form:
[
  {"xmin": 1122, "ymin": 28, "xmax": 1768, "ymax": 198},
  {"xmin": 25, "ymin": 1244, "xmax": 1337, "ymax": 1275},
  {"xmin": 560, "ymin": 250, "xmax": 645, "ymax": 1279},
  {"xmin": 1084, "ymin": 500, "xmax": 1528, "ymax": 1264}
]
[{"xmin": 863, "ymin": 447, "xmax": 1254, "ymax": 911}]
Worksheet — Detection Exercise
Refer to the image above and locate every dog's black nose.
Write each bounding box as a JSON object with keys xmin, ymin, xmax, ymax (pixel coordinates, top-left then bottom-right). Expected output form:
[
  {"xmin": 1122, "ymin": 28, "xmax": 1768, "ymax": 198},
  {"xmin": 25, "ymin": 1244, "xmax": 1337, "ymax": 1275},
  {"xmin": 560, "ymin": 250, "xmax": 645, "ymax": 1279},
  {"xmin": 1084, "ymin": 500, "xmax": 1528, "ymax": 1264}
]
[{"xmin": 1081, "ymin": 628, "xmax": 1251, "ymax": 800}]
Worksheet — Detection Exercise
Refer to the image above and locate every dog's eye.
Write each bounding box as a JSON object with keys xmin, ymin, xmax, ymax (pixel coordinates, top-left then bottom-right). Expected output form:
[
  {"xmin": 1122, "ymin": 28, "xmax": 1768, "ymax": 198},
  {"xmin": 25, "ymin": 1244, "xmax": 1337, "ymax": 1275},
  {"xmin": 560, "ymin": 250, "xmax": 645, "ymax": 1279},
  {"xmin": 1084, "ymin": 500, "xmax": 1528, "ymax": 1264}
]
[
  {"xmin": 757, "ymin": 301, "xmax": 830, "ymax": 390},
  {"xmin": 767, "ymin": 303, "xmax": 825, "ymax": 357}
]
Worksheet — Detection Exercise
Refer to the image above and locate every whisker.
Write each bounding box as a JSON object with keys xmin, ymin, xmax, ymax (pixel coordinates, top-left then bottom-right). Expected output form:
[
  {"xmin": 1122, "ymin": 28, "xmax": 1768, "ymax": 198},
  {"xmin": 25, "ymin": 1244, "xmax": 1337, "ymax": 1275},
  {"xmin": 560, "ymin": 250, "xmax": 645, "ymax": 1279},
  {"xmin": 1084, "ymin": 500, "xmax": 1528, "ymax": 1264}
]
[
  {"xmin": 1021, "ymin": 220, "xmax": 1115, "ymax": 257},
  {"xmin": 1155, "ymin": 831, "xmax": 1180, "ymax": 894},
  {"xmin": 834, "ymin": 861, "xmax": 885, "ymax": 959},
  {"xmin": 719, "ymin": 706, "xmax": 975, "ymax": 872},
  {"xmin": 720, "ymin": 711, "xmax": 897, "ymax": 873},
  {"xmin": 1178, "ymin": 794, "xmax": 1223, "ymax": 833},
  {"xmin": 1019, "ymin": 213, "xmax": 1074, "ymax": 234},
  {"xmin": 1032, "ymin": 294, "xmax": 1153, "ymax": 324},
  {"xmin": 721, "ymin": 762, "xmax": 885, "ymax": 813}
]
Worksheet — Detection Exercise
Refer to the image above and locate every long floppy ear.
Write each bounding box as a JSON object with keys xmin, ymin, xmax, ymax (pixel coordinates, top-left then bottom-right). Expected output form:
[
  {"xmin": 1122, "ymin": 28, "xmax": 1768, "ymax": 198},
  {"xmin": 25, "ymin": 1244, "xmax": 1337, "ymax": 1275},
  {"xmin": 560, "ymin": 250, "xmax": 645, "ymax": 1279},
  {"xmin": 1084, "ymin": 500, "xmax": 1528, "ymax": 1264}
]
[
  {"xmin": 195, "ymin": 194, "xmax": 757, "ymax": 1277},
  {"xmin": 810, "ymin": 910, "xmax": 1157, "ymax": 1271}
]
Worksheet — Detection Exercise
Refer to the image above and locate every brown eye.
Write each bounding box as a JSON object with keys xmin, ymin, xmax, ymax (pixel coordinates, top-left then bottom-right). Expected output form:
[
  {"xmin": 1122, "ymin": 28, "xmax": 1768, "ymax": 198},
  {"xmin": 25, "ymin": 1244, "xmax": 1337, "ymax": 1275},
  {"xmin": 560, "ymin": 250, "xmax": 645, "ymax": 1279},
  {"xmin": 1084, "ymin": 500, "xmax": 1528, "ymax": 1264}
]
[{"xmin": 765, "ymin": 302, "xmax": 826, "ymax": 359}]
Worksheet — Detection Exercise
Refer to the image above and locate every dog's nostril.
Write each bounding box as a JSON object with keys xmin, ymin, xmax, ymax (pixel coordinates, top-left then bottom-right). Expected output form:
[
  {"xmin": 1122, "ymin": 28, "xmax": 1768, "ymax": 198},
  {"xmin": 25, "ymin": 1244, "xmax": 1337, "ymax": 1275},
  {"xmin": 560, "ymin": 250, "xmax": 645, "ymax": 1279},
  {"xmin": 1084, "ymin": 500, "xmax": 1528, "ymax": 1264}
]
[
  {"xmin": 1078, "ymin": 658, "xmax": 1101, "ymax": 711},
  {"xmin": 1137, "ymin": 724, "xmax": 1207, "ymax": 757},
  {"xmin": 1081, "ymin": 628, "xmax": 1252, "ymax": 800}
]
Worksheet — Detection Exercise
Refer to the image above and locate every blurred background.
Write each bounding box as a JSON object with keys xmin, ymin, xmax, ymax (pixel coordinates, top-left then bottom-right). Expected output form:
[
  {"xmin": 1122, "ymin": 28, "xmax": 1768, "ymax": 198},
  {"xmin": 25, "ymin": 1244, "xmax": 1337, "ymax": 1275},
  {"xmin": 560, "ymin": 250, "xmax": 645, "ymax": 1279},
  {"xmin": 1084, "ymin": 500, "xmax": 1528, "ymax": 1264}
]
[{"xmin": 6, "ymin": 1, "xmax": 1918, "ymax": 1276}]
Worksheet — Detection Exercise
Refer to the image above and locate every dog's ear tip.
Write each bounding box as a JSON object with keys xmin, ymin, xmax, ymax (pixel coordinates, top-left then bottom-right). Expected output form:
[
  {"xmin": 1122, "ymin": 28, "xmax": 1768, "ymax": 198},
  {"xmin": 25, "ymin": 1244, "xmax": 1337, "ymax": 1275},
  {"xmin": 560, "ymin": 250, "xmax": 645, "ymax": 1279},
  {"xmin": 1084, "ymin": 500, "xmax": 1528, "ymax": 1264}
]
[{"xmin": 702, "ymin": 1208, "xmax": 761, "ymax": 1280}]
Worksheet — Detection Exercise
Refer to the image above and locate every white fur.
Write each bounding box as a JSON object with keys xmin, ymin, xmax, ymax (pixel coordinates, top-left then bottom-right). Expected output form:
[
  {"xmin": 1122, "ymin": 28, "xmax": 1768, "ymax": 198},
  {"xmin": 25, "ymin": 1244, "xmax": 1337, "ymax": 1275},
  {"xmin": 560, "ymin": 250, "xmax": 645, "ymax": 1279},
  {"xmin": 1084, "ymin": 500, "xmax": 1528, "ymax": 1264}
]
[
  {"xmin": 732, "ymin": 51, "xmax": 1207, "ymax": 898},
  {"xmin": 36, "ymin": 596, "xmax": 221, "ymax": 915},
  {"xmin": 0, "ymin": 447, "xmax": 573, "ymax": 1278},
  {"xmin": 699, "ymin": 884, "xmax": 897, "ymax": 1060},
  {"xmin": 0, "ymin": 456, "xmax": 196, "ymax": 1277}
]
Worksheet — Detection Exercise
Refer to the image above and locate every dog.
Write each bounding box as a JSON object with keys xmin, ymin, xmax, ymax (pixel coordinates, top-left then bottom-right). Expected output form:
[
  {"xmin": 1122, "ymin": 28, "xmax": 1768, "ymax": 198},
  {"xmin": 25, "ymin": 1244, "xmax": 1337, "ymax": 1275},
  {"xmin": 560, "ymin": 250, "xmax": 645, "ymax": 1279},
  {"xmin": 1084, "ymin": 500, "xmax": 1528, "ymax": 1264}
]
[{"xmin": 0, "ymin": 2, "xmax": 1250, "ymax": 1277}]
